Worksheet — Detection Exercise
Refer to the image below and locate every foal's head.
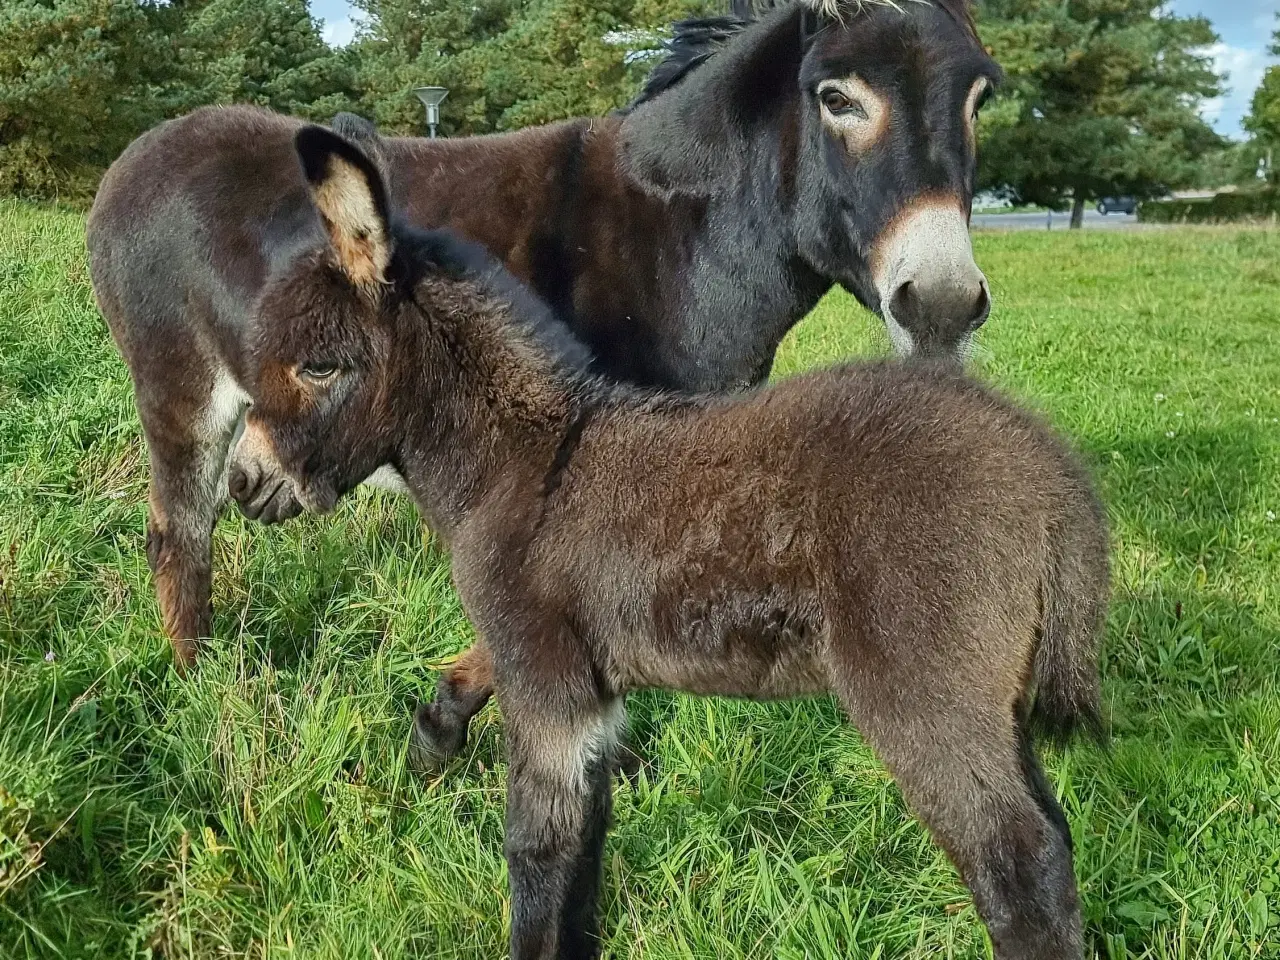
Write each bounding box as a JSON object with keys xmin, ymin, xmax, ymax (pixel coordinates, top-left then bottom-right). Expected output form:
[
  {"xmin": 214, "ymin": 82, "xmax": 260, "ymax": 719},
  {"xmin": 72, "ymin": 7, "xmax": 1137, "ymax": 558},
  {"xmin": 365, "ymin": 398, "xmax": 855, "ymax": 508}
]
[
  {"xmin": 624, "ymin": 0, "xmax": 1001, "ymax": 358},
  {"xmin": 247, "ymin": 128, "xmax": 404, "ymax": 513},
  {"xmin": 250, "ymin": 127, "xmax": 590, "ymax": 514}
]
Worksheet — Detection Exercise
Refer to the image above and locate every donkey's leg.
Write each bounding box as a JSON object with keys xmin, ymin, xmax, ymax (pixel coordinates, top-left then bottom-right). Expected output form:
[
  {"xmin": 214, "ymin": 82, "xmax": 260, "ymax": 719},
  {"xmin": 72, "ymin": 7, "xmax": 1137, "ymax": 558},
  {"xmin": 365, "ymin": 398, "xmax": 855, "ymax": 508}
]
[
  {"xmin": 139, "ymin": 369, "xmax": 247, "ymax": 669},
  {"xmin": 838, "ymin": 683, "xmax": 1082, "ymax": 960},
  {"xmin": 502, "ymin": 691, "xmax": 622, "ymax": 960}
]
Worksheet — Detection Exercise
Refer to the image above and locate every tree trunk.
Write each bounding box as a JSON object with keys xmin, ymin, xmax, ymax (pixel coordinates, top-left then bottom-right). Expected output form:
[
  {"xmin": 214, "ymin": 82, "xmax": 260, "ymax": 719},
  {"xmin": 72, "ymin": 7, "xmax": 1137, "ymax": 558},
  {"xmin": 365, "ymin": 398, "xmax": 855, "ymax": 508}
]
[{"xmin": 1070, "ymin": 196, "xmax": 1085, "ymax": 229}]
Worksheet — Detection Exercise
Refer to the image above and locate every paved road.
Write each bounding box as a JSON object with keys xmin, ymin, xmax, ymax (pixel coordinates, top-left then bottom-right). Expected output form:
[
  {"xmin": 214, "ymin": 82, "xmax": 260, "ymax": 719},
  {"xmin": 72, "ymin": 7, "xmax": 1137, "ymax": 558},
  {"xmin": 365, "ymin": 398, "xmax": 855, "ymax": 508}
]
[{"xmin": 972, "ymin": 209, "xmax": 1141, "ymax": 231}]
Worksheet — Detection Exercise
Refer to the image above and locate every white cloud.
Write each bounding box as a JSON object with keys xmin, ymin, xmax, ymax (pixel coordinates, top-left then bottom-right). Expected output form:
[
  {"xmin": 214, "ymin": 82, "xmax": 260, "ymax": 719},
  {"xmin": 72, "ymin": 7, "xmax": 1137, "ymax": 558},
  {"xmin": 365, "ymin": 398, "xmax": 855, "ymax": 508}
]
[
  {"xmin": 1200, "ymin": 41, "xmax": 1272, "ymax": 138},
  {"xmin": 321, "ymin": 14, "xmax": 360, "ymax": 48}
]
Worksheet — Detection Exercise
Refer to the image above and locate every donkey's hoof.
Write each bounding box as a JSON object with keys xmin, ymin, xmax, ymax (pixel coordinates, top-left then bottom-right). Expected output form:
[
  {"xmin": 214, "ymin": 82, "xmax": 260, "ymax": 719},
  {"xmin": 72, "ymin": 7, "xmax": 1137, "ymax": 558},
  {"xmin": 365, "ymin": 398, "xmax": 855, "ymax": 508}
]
[{"xmin": 408, "ymin": 702, "xmax": 469, "ymax": 776}]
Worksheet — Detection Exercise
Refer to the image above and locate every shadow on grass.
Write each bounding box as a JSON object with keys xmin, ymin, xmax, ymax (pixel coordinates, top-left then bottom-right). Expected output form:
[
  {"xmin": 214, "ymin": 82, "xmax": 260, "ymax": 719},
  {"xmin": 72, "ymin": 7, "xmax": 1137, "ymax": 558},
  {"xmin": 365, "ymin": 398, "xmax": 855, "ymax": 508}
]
[{"xmin": 1092, "ymin": 422, "xmax": 1272, "ymax": 563}]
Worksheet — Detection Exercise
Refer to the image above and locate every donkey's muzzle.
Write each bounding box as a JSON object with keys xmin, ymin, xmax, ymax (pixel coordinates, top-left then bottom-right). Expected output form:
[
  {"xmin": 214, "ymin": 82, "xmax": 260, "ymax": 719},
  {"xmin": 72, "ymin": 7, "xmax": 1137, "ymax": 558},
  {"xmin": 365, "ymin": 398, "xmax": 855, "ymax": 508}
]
[
  {"xmin": 229, "ymin": 462, "xmax": 305, "ymax": 525},
  {"xmin": 871, "ymin": 196, "xmax": 990, "ymax": 359},
  {"xmin": 889, "ymin": 274, "xmax": 991, "ymax": 348}
]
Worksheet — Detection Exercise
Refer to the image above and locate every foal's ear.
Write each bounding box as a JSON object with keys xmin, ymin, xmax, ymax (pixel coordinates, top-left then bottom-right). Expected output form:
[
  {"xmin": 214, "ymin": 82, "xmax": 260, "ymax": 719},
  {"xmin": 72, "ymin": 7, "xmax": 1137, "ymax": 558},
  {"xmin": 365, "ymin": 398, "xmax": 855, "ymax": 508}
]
[{"xmin": 295, "ymin": 125, "xmax": 392, "ymax": 288}]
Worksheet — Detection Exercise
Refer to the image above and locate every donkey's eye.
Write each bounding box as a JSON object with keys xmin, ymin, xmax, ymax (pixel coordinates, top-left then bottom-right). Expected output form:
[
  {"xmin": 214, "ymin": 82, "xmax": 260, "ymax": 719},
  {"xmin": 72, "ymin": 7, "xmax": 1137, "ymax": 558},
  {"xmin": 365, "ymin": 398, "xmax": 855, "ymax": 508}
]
[
  {"xmin": 972, "ymin": 82, "xmax": 994, "ymax": 119},
  {"xmin": 820, "ymin": 88, "xmax": 868, "ymax": 120},
  {"xmin": 298, "ymin": 363, "xmax": 340, "ymax": 384}
]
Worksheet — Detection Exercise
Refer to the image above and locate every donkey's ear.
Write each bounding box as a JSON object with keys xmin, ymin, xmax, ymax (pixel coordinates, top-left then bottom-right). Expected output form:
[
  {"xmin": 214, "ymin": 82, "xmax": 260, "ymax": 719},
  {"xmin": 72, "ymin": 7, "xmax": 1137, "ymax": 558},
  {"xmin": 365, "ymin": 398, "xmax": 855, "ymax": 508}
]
[
  {"xmin": 295, "ymin": 125, "xmax": 392, "ymax": 288},
  {"xmin": 798, "ymin": 6, "xmax": 823, "ymax": 44}
]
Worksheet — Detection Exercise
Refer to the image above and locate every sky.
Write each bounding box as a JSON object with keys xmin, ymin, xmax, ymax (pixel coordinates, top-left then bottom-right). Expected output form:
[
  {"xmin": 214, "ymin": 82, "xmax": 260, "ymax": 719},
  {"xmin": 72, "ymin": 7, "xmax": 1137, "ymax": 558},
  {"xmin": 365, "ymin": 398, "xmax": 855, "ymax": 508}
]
[
  {"xmin": 1172, "ymin": 0, "xmax": 1278, "ymax": 138},
  {"xmin": 309, "ymin": 0, "xmax": 1280, "ymax": 140},
  {"xmin": 312, "ymin": 0, "xmax": 362, "ymax": 48}
]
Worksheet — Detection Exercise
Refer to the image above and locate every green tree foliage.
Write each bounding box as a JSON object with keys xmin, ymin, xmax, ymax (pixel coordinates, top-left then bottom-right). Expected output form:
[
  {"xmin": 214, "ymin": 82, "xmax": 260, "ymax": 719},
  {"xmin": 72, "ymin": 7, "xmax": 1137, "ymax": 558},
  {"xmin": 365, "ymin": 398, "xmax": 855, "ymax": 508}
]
[
  {"xmin": 0, "ymin": 0, "xmax": 176, "ymax": 197},
  {"xmin": 349, "ymin": 0, "xmax": 524, "ymax": 134},
  {"xmin": 977, "ymin": 0, "xmax": 1225, "ymax": 226},
  {"xmin": 183, "ymin": 0, "xmax": 359, "ymax": 120},
  {"xmin": 1243, "ymin": 15, "xmax": 1280, "ymax": 183},
  {"xmin": 1189, "ymin": 142, "xmax": 1265, "ymax": 191},
  {"xmin": 351, "ymin": 0, "xmax": 704, "ymax": 136},
  {"xmin": 0, "ymin": 0, "xmax": 356, "ymax": 199}
]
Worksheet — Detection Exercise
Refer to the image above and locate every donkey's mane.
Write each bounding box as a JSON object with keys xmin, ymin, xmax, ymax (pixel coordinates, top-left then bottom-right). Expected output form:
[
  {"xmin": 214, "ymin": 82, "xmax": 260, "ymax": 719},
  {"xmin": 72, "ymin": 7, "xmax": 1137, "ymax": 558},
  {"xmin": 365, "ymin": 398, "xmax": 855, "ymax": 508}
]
[
  {"xmin": 624, "ymin": 14, "xmax": 751, "ymax": 110},
  {"xmin": 626, "ymin": 0, "xmax": 976, "ymax": 110}
]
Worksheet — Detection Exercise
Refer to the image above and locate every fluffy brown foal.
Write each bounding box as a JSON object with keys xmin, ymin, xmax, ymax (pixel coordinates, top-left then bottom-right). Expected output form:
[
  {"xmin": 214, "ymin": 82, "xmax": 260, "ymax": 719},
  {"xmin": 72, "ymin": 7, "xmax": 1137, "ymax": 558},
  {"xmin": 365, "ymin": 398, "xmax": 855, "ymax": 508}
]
[{"xmin": 250, "ymin": 126, "xmax": 1109, "ymax": 960}]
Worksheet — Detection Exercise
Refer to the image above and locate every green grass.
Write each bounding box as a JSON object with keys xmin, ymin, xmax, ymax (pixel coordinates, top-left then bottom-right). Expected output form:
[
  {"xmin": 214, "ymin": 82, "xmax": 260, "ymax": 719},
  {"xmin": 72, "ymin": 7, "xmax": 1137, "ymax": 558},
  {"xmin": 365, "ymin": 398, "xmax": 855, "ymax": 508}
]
[{"xmin": 1, "ymin": 198, "xmax": 1278, "ymax": 959}]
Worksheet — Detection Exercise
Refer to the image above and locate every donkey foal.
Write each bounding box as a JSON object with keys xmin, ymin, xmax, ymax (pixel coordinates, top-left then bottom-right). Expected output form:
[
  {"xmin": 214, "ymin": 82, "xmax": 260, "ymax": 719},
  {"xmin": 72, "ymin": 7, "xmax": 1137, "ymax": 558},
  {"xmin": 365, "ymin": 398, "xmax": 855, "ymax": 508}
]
[{"xmin": 250, "ymin": 126, "xmax": 1109, "ymax": 960}]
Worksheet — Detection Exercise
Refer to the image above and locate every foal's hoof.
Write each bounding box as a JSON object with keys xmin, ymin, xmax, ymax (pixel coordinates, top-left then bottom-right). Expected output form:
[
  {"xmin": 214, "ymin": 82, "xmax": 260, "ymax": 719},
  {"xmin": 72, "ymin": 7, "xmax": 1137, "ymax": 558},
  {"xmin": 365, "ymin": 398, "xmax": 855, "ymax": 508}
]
[
  {"xmin": 408, "ymin": 701, "xmax": 470, "ymax": 776},
  {"xmin": 613, "ymin": 741, "xmax": 647, "ymax": 782}
]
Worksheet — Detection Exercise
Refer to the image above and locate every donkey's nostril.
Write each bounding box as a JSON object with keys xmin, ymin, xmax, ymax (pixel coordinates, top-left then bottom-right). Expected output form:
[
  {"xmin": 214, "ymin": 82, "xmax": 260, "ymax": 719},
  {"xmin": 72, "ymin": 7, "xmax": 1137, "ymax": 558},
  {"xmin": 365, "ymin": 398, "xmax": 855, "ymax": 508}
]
[
  {"xmin": 970, "ymin": 283, "xmax": 992, "ymax": 331},
  {"xmin": 889, "ymin": 280, "xmax": 921, "ymax": 327},
  {"xmin": 228, "ymin": 467, "xmax": 248, "ymax": 498},
  {"xmin": 889, "ymin": 277, "xmax": 989, "ymax": 336}
]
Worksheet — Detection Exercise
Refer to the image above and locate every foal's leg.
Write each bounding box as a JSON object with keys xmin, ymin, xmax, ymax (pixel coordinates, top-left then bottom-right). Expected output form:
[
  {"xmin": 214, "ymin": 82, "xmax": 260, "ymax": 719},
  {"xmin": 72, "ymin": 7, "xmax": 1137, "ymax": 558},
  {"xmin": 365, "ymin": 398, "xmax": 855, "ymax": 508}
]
[
  {"xmin": 502, "ymin": 691, "xmax": 623, "ymax": 960},
  {"xmin": 411, "ymin": 642, "xmax": 644, "ymax": 779},
  {"xmin": 137, "ymin": 368, "xmax": 246, "ymax": 669},
  {"xmin": 409, "ymin": 640, "xmax": 495, "ymax": 772},
  {"xmin": 838, "ymin": 683, "xmax": 1082, "ymax": 959}
]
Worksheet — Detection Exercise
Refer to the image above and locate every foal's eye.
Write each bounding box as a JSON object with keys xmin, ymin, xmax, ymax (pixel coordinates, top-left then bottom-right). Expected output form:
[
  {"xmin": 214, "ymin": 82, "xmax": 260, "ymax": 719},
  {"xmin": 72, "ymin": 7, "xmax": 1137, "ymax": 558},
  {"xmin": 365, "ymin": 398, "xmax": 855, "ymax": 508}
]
[
  {"xmin": 820, "ymin": 88, "xmax": 869, "ymax": 120},
  {"xmin": 298, "ymin": 363, "xmax": 340, "ymax": 384}
]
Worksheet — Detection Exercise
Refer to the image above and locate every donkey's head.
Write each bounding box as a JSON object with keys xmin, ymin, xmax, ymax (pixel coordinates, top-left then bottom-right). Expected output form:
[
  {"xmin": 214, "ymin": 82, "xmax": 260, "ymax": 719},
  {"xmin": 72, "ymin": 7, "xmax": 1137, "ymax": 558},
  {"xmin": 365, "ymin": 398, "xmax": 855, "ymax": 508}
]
[
  {"xmin": 622, "ymin": 0, "xmax": 1001, "ymax": 359},
  {"xmin": 248, "ymin": 127, "xmax": 405, "ymax": 514},
  {"xmin": 798, "ymin": 0, "xmax": 999, "ymax": 356}
]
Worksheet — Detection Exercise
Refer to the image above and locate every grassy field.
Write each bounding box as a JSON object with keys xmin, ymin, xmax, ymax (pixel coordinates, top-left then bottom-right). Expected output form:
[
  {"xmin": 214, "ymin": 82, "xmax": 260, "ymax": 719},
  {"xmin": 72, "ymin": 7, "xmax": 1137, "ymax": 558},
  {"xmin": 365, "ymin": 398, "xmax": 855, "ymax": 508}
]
[{"xmin": 1, "ymin": 199, "xmax": 1278, "ymax": 960}]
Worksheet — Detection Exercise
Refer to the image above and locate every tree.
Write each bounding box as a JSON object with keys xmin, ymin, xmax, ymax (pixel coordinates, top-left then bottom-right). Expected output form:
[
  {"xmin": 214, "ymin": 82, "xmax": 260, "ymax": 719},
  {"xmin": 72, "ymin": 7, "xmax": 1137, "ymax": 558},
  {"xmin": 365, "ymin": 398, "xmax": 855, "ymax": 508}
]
[
  {"xmin": 0, "ymin": 0, "xmax": 363, "ymax": 199},
  {"xmin": 0, "ymin": 0, "xmax": 177, "ymax": 198},
  {"xmin": 181, "ymin": 0, "xmax": 359, "ymax": 121},
  {"xmin": 1243, "ymin": 15, "xmax": 1280, "ymax": 184},
  {"xmin": 350, "ymin": 0, "xmax": 525, "ymax": 134},
  {"xmin": 977, "ymin": 0, "xmax": 1225, "ymax": 227},
  {"xmin": 351, "ymin": 0, "xmax": 704, "ymax": 137}
]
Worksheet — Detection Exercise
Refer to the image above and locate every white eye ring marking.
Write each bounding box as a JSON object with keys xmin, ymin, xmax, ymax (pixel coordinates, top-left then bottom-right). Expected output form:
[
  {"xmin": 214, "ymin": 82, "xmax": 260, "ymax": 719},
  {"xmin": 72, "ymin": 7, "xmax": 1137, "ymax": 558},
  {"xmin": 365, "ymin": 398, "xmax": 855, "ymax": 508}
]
[
  {"xmin": 965, "ymin": 77, "xmax": 991, "ymax": 142},
  {"xmin": 817, "ymin": 75, "xmax": 889, "ymax": 149}
]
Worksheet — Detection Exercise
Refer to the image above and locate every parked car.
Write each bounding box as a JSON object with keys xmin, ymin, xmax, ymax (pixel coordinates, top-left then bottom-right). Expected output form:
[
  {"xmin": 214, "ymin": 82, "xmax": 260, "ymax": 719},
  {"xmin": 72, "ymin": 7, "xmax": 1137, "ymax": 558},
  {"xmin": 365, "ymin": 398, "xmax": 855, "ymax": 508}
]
[{"xmin": 1097, "ymin": 196, "xmax": 1138, "ymax": 215}]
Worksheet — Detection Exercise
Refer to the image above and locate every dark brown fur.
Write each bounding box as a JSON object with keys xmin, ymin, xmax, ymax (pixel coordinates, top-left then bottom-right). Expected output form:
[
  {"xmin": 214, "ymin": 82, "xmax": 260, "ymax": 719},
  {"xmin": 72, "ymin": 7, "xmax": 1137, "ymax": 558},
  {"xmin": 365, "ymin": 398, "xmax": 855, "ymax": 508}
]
[
  {"xmin": 86, "ymin": 0, "xmax": 999, "ymax": 670},
  {"xmin": 249, "ymin": 126, "xmax": 1109, "ymax": 960}
]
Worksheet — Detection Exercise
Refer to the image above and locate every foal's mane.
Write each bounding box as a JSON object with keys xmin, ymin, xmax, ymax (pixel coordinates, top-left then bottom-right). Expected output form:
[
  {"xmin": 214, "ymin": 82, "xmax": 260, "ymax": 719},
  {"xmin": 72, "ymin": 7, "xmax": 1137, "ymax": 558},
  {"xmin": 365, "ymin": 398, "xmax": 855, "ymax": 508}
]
[
  {"xmin": 392, "ymin": 225, "xmax": 599, "ymax": 381},
  {"xmin": 625, "ymin": 0, "xmax": 978, "ymax": 110},
  {"xmin": 394, "ymin": 225, "xmax": 709, "ymax": 415}
]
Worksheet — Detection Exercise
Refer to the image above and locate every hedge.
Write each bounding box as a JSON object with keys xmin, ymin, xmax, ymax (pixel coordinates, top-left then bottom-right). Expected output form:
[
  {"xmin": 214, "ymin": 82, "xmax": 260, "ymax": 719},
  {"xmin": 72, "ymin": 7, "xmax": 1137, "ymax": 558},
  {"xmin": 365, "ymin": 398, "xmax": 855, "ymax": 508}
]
[{"xmin": 1139, "ymin": 189, "xmax": 1280, "ymax": 224}]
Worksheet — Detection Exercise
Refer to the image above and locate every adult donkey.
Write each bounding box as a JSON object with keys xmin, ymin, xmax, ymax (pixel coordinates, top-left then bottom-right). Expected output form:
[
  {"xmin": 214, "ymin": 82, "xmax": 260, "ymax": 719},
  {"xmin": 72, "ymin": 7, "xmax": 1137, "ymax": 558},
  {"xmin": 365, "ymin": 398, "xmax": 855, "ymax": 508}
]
[{"xmin": 87, "ymin": 0, "xmax": 1000, "ymax": 669}]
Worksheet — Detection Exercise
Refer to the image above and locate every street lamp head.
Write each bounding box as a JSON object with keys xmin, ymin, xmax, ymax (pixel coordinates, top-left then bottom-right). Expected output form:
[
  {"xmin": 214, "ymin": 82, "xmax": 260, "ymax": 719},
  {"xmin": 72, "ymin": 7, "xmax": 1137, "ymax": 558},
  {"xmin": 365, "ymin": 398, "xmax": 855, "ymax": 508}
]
[
  {"xmin": 415, "ymin": 86, "xmax": 449, "ymax": 109},
  {"xmin": 414, "ymin": 86, "xmax": 449, "ymax": 138}
]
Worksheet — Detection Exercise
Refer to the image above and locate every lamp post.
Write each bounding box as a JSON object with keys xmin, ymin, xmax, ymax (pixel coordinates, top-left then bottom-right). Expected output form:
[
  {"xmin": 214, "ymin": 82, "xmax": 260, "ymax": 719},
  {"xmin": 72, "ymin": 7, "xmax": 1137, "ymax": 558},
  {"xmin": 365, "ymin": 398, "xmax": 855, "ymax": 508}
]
[{"xmin": 414, "ymin": 86, "xmax": 449, "ymax": 139}]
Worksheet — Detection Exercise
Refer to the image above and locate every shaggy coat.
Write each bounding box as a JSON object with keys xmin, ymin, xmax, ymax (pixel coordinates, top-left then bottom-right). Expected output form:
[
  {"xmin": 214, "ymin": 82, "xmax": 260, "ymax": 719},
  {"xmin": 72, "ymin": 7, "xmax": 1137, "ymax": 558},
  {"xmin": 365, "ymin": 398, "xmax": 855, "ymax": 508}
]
[
  {"xmin": 86, "ymin": 0, "xmax": 999, "ymax": 669},
  {"xmin": 247, "ymin": 125, "xmax": 1110, "ymax": 960}
]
